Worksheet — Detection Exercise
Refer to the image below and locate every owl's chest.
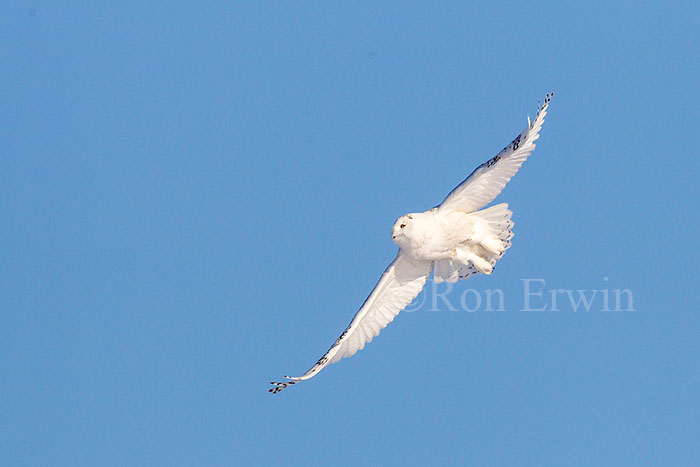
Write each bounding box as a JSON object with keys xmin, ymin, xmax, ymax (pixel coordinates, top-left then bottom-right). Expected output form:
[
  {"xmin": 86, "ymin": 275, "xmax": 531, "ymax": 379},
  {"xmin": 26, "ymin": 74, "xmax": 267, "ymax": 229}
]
[{"xmin": 405, "ymin": 212, "xmax": 471, "ymax": 261}]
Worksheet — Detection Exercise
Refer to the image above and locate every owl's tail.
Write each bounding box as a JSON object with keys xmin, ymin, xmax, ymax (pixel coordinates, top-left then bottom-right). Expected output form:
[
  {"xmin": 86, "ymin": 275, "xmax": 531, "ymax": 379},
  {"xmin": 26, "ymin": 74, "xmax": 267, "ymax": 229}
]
[{"xmin": 433, "ymin": 203, "xmax": 514, "ymax": 283}]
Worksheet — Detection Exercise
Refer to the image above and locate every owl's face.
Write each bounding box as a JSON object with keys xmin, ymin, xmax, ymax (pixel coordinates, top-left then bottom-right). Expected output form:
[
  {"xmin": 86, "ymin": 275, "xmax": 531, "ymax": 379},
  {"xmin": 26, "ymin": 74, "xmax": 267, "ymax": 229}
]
[{"xmin": 391, "ymin": 214, "xmax": 415, "ymax": 247}]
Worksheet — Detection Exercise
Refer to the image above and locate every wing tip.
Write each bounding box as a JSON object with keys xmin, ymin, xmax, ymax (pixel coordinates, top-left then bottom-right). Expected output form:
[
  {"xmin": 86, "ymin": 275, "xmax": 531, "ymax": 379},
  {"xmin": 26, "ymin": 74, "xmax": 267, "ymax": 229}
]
[
  {"xmin": 531, "ymin": 91, "xmax": 554, "ymax": 128},
  {"xmin": 268, "ymin": 377, "xmax": 300, "ymax": 394}
]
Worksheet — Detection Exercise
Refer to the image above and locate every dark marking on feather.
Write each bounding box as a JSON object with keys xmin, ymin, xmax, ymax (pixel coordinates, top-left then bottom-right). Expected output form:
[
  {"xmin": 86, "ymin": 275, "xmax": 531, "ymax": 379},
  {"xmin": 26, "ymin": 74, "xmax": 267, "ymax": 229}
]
[{"xmin": 486, "ymin": 155, "xmax": 501, "ymax": 168}]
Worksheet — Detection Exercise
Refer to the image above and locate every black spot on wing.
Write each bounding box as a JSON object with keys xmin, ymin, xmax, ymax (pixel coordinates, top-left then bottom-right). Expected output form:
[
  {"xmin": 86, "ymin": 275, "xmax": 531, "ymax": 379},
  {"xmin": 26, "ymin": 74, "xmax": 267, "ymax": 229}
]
[
  {"xmin": 511, "ymin": 134, "xmax": 521, "ymax": 150},
  {"xmin": 333, "ymin": 328, "xmax": 350, "ymax": 346},
  {"xmin": 269, "ymin": 380, "xmax": 296, "ymax": 394},
  {"xmin": 316, "ymin": 355, "xmax": 328, "ymax": 366},
  {"xmin": 485, "ymin": 155, "xmax": 501, "ymax": 168}
]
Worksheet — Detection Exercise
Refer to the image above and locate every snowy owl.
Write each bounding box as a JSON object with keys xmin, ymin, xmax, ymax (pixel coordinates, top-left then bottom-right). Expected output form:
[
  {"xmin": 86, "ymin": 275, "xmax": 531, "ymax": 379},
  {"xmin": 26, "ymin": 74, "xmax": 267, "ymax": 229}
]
[{"xmin": 270, "ymin": 93, "xmax": 553, "ymax": 393}]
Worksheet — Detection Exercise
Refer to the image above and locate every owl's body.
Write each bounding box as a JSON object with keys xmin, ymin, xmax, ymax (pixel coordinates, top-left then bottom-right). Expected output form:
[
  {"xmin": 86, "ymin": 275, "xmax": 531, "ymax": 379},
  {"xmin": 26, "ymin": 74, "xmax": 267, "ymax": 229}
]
[{"xmin": 392, "ymin": 203, "xmax": 513, "ymax": 282}]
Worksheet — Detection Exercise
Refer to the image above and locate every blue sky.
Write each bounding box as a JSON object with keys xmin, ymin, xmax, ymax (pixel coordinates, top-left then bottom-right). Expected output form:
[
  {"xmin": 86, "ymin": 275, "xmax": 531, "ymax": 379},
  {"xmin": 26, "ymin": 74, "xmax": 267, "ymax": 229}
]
[{"xmin": 2, "ymin": 1, "xmax": 699, "ymax": 465}]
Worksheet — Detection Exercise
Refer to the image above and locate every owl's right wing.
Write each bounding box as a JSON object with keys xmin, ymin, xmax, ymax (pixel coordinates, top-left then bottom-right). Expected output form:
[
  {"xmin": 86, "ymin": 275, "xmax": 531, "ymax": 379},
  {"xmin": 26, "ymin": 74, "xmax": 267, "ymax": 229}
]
[{"xmin": 270, "ymin": 251, "xmax": 432, "ymax": 393}]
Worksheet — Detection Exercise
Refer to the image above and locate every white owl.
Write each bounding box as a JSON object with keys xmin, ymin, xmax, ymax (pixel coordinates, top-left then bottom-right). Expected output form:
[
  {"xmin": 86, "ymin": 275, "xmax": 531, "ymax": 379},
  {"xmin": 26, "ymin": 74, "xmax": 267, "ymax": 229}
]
[{"xmin": 271, "ymin": 93, "xmax": 553, "ymax": 393}]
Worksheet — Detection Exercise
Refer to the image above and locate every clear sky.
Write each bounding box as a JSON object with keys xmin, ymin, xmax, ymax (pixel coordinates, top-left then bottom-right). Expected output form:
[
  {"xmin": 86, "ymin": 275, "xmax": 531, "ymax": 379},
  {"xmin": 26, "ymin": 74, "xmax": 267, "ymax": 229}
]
[{"xmin": 2, "ymin": 1, "xmax": 699, "ymax": 466}]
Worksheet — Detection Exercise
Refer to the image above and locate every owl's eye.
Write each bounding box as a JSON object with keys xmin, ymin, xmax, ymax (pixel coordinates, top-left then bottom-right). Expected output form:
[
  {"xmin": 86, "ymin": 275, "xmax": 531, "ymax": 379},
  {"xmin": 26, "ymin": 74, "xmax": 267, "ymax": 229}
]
[{"xmin": 400, "ymin": 224, "xmax": 406, "ymax": 228}]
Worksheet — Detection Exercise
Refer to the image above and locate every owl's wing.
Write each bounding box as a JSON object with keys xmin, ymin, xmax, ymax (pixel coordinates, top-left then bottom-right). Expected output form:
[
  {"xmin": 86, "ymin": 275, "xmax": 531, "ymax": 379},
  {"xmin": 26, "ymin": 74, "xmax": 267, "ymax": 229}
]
[
  {"xmin": 439, "ymin": 93, "xmax": 553, "ymax": 213},
  {"xmin": 270, "ymin": 252, "xmax": 433, "ymax": 393}
]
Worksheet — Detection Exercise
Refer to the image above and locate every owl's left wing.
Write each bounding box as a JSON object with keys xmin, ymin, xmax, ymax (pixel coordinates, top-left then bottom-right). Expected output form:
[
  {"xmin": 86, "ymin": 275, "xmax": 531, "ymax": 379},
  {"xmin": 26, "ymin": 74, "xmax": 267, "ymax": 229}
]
[
  {"xmin": 439, "ymin": 93, "xmax": 553, "ymax": 213},
  {"xmin": 270, "ymin": 251, "xmax": 432, "ymax": 393}
]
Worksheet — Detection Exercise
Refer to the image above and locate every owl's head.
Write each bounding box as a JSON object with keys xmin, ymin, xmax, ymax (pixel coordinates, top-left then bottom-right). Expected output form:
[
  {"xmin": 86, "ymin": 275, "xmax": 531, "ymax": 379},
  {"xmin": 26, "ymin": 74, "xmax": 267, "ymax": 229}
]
[{"xmin": 391, "ymin": 213, "xmax": 416, "ymax": 247}]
